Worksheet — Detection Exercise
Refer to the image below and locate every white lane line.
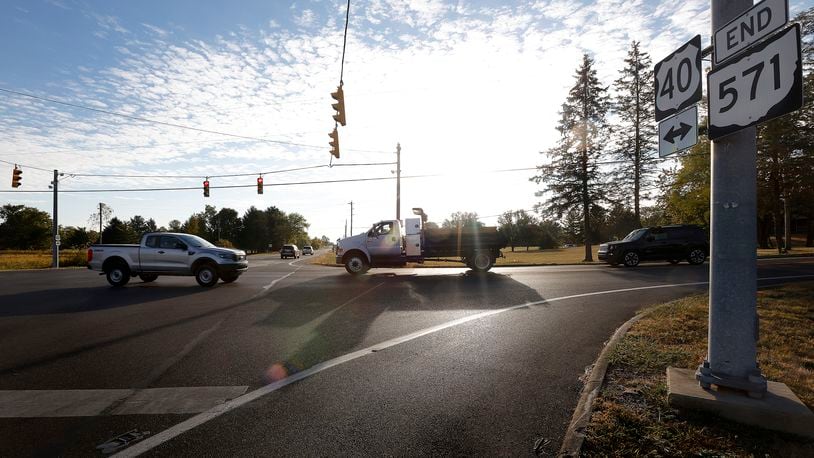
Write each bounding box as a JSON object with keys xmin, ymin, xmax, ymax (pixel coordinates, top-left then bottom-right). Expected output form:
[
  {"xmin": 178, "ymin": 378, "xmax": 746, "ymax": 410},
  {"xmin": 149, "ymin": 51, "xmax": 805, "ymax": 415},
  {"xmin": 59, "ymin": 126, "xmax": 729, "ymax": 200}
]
[
  {"xmin": 0, "ymin": 386, "xmax": 248, "ymax": 418},
  {"xmin": 114, "ymin": 273, "xmax": 814, "ymax": 457}
]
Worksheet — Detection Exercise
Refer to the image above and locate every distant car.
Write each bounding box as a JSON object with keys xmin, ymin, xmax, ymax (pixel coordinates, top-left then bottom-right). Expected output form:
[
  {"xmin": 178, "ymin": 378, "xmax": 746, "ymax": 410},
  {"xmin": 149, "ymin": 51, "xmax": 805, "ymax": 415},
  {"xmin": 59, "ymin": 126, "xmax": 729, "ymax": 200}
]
[
  {"xmin": 302, "ymin": 245, "xmax": 314, "ymax": 255},
  {"xmin": 280, "ymin": 244, "xmax": 300, "ymax": 259},
  {"xmin": 598, "ymin": 225, "xmax": 709, "ymax": 267}
]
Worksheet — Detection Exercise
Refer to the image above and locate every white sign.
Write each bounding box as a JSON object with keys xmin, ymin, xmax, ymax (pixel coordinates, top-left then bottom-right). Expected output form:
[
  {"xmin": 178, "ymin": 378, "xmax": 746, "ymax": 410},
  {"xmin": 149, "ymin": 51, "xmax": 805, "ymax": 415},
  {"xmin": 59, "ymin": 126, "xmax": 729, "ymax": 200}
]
[
  {"xmin": 654, "ymin": 35, "xmax": 702, "ymax": 122},
  {"xmin": 714, "ymin": 0, "xmax": 788, "ymax": 65},
  {"xmin": 659, "ymin": 106, "xmax": 698, "ymax": 158},
  {"xmin": 55, "ymin": 234, "xmax": 61, "ymax": 242},
  {"xmin": 708, "ymin": 24, "xmax": 802, "ymax": 140},
  {"xmin": 55, "ymin": 241, "xmax": 61, "ymax": 247}
]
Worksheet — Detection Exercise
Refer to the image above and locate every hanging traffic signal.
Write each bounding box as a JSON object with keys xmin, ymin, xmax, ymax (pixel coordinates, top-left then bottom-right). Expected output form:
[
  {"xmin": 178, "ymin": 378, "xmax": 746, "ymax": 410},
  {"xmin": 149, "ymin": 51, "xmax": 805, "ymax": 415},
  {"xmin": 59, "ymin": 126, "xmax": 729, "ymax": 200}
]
[
  {"xmin": 329, "ymin": 128, "xmax": 340, "ymax": 159},
  {"xmin": 11, "ymin": 166, "xmax": 22, "ymax": 188},
  {"xmin": 331, "ymin": 84, "xmax": 346, "ymax": 126},
  {"xmin": 257, "ymin": 176, "xmax": 264, "ymax": 195},
  {"xmin": 203, "ymin": 179, "xmax": 210, "ymax": 197}
]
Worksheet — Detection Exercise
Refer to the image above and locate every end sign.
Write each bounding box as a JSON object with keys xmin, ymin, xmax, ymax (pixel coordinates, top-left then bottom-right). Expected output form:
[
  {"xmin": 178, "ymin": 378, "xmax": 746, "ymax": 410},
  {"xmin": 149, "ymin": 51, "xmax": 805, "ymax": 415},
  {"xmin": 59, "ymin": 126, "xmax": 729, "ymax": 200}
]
[
  {"xmin": 708, "ymin": 24, "xmax": 802, "ymax": 140},
  {"xmin": 714, "ymin": 0, "xmax": 788, "ymax": 65}
]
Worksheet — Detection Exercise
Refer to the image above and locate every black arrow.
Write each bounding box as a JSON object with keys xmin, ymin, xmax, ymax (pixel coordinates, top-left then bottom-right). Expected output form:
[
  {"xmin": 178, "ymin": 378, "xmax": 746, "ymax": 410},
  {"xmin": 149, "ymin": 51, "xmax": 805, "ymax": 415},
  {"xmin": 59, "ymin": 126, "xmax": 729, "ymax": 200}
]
[{"xmin": 664, "ymin": 122, "xmax": 692, "ymax": 144}]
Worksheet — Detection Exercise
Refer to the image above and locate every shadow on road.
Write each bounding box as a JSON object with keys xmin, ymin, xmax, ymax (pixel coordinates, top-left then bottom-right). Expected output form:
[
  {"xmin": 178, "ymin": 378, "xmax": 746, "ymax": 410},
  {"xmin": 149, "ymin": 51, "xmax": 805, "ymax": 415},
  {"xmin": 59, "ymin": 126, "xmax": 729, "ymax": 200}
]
[
  {"xmin": 253, "ymin": 270, "xmax": 545, "ymax": 383},
  {"xmin": 0, "ymin": 283, "xmax": 206, "ymax": 317}
]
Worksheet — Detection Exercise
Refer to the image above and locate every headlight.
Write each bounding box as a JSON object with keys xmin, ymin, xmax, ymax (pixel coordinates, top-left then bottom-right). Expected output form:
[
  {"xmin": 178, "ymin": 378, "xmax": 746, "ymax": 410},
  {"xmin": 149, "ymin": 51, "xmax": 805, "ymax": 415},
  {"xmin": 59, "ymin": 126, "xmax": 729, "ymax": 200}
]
[
  {"xmin": 218, "ymin": 253, "xmax": 237, "ymax": 261},
  {"xmin": 607, "ymin": 245, "xmax": 615, "ymax": 252}
]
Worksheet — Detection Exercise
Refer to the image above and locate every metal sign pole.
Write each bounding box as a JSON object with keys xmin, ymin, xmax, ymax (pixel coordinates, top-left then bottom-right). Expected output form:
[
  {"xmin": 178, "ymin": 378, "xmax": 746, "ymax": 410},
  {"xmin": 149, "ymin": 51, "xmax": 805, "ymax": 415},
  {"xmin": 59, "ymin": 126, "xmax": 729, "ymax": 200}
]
[{"xmin": 697, "ymin": 0, "xmax": 767, "ymax": 398}]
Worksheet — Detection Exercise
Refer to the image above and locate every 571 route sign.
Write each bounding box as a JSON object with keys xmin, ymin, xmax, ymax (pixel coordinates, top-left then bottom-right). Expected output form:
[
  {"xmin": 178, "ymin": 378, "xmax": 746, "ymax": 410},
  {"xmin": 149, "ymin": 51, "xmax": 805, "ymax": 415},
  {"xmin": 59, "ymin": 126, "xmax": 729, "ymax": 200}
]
[
  {"xmin": 655, "ymin": 35, "xmax": 702, "ymax": 122},
  {"xmin": 708, "ymin": 24, "xmax": 802, "ymax": 140}
]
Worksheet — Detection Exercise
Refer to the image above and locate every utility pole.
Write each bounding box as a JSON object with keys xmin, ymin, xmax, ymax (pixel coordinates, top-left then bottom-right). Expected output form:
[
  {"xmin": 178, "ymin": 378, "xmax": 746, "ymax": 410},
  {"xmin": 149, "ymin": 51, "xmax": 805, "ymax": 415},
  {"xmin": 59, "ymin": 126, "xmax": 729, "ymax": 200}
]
[
  {"xmin": 697, "ymin": 0, "xmax": 766, "ymax": 397},
  {"xmin": 52, "ymin": 170, "xmax": 59, "ymax": 269},
  {"xmin": 396, "ymin": 143, "xmax": 401, "ymax": 221},
  {"xmin": 783, "ymin": 195, "xmax": 791, "ymax": 252},
  {"xmin": 344, "ymin": 219, "xmax": 347, "ymax": 238},
  {"xmin": 99, "ymin": 202, "xmax": 104, "ymax": 243},
  {"xmin": 348, "ymin": 201, "xmax": 353, "ymax": 236}
]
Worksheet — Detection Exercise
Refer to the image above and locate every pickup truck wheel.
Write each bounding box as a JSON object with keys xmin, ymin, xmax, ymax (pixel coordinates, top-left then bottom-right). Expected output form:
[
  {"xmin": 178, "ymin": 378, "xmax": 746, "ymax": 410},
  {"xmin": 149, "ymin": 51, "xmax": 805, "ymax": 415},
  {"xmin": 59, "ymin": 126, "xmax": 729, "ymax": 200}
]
[
  {"xmin": 344, "ymin": 255, "xmax": 369, "ymax": 275},
  {"xmin": 469, "ymin": 251, "xmax": 493, "ymax": 272},
  {"xmin": 195, "ymin": 264, "xmax": 219, "ymax": 287},
  {"xmin": 106, "ymin": 264, "xmax": 130, "ymax": 287},
  {"xmin": 139, "ymin": 274, "xmax": 158, "ymax": 283}
]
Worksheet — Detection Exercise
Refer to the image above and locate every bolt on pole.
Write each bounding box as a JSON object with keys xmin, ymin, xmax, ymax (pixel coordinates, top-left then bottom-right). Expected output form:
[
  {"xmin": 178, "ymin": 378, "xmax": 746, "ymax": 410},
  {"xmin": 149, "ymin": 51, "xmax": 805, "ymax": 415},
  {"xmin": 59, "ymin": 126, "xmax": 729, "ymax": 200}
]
[{"xmin": 696, "ymin": 0, "xmax": 767, "ymax": 398}]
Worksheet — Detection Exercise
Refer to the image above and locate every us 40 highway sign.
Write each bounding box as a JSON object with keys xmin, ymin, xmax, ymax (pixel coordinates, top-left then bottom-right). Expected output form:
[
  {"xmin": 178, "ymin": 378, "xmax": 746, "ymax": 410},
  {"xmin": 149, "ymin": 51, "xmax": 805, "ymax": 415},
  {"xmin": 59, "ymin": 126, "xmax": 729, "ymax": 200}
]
[
  {"xmin": 708, "ymin": 24, "xmax": 802, "ymax": 140},
  {"xmin": 654, "ymin": 35, "xmax": 702, "ymax": 122}
]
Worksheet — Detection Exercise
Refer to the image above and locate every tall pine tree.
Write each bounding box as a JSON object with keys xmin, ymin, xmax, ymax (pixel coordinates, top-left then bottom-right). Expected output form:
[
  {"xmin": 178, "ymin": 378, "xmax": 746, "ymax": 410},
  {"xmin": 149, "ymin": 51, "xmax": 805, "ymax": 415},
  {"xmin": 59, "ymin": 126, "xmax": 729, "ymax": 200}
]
[
  {"xmin": 534, "ymin": 54, "xmax": 609, "ymax": 261},
  {"xmin": 611, "ymin": 41, "xmax": 656, "ymax": 225}
]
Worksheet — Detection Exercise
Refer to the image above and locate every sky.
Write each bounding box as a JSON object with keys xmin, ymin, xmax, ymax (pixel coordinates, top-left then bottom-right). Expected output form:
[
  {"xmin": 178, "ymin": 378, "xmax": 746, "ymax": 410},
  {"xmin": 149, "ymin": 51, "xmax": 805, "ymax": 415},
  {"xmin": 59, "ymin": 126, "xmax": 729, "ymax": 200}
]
[{"xmin": 1, "ymin": 0, "xmax": 811, "ymax": 240}]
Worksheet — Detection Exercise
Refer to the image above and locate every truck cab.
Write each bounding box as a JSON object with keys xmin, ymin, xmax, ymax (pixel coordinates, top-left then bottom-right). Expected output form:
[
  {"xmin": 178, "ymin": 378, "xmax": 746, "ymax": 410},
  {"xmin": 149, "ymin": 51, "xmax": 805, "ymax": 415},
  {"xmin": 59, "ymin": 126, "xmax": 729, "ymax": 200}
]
[{"xmin": 336, "ymin": 219, "xmax": 407, "ymax": 273}]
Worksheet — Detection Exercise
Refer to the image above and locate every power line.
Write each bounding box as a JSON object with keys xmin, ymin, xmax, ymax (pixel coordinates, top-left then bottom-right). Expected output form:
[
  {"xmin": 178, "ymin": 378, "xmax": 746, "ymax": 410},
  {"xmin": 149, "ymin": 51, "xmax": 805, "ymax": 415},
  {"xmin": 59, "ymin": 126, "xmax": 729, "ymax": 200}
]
[
  {"xmin": 0, "ymin": 87, "xmax": 390, "ymax": 154},
  {"xmin": 339, "ymin": 0, "xmax": 351, "ymax": 84},
  {"xmin": 69, "ymin": 162, "xmax": 396, "ymax": 179}
]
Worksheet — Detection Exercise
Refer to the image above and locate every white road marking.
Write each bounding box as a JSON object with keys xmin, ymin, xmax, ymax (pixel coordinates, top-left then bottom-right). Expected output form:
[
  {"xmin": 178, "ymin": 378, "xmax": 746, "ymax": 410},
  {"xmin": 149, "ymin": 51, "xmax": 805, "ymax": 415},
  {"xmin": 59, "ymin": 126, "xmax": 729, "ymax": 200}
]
[
  {"xmin": 0, "ymin": 386, "xmax": 248, "ymax": 418},
  {"xmin": 104, "ymin": 273, "xmax": 814, "ymax": 456}
]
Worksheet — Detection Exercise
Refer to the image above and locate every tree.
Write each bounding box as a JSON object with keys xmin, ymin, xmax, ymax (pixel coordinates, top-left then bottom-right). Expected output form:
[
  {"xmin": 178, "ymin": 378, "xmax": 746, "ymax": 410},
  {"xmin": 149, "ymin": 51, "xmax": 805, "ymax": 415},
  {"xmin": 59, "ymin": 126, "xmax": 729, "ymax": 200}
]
[
  {"xmin": 611, "ymin": 41, "xmax": 657, "ymax": 225},
  {"xmin": 238, "ymin": 206, "xmax": 268, "ymax": 253},
  {"xmin": 0, "ymin": 204, "xmax": 52, "ymax": 249},
  {"xmin": 182, "ymin": 212, "xmax": 208, "ymax": 238},
  {"xmin": 88, "ymin": 203, "xmax": 113, "ymax": 243},
  {"xmin": 60, "ymin": 226, "xmax": 93, "ymax": 249},
  {"xmin": 537, "ymin": 220, "xmax": 562, "ymax": 249},
  {"xmin": 441, "ymin": 211, "xmax": 483, "ymax": 229},
  {"xmin": 168, "ymin": 219, "xmax": 182, "ymax": 231},
  {"xmin": 102, "ymin": 217, "xmax": 138, "ymax": 244},
  {"xmin": 213, "ymin": 207, "xmax": 241, "ymax": 243},
  {"xmin": 497, "ymin": 211, "xmax": 520, "ymax": 252},
  {"xmin": 661, "ymin": 139, "xmax": 710, "ymax": 228},
  {"xmin": 533, "ymin": 54, "xmax": 610, "ymax": 261},
  {"xmin": 285, "ymin": 212, "xmax": 311, "ymax": 247},
  {"xmin": 127, "ymin": 215, "xmax": 156, "ymax": 237}
]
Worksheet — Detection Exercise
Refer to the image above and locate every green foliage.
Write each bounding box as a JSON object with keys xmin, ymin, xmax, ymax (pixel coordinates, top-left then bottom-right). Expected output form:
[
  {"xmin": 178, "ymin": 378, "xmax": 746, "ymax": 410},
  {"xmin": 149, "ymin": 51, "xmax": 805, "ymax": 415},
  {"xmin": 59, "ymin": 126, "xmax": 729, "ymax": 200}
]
[
  {"xmin": 661, "ymin": 139, "xmax": 710, "ymax": 228},
  {"xmin": 60, "ymin": 226, "xmax": 94, "ymax": 249},
  {"xmin": 441, "ymin": 211, "xmax": 483, "ymax": 229},
  {"xmin": 101, "ymin": 217, "xmax": 138, "ymax": 244},
  {"xmin": 0, "ymin": 204, "xmax": 52, "ymax": 250}
]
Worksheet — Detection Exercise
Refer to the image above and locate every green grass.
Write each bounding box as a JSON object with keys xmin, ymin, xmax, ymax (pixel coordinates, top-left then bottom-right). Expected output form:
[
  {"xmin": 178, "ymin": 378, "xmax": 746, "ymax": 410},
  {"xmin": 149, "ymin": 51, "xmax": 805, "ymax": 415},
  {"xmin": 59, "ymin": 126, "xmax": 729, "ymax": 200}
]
[{"xmin": 582, "ymin": 282, "xmax": 814, "ymax": 456}]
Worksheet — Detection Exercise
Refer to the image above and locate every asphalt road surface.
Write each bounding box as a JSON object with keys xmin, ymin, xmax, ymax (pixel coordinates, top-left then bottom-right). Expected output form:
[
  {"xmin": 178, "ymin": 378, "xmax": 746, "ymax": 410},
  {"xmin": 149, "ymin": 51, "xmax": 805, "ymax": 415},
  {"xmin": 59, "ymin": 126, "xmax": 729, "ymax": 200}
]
[{"xmin": 0, "ymin": 253, "xmax": 812, "ymax": 456}]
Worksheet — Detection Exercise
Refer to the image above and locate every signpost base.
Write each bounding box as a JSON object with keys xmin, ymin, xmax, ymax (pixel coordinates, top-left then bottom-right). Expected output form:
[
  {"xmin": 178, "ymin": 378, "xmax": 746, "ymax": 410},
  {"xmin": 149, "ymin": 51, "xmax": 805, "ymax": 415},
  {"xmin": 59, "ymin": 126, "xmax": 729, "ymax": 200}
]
[{"xmin": 696, "ymin": 361, "xmax": 767, "ymax": 399}]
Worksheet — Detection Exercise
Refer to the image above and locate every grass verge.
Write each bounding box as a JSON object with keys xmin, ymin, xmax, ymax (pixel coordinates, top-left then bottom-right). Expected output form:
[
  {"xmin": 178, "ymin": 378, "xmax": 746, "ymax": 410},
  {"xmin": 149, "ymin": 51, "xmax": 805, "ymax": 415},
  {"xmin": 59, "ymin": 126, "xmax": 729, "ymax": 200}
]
[
  {"xmin": 0, "ymin": 250, "xmax": 87, "ymax": 270},
  {"xmin": 582, "ymin": 282, "xmax": 814, "ymax": 456}
]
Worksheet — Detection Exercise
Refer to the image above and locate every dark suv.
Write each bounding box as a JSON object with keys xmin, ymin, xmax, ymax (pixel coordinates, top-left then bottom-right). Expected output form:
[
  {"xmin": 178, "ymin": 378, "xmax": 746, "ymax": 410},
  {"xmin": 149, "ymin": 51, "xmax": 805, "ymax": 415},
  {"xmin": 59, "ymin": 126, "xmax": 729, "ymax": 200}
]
[
  {"xmin": 280, "ymin": 244, "xmax": 300, "ymax": 259},
  {"xmin": 598, "ymin": 225, "xmax": 708, "ymax": 267}
]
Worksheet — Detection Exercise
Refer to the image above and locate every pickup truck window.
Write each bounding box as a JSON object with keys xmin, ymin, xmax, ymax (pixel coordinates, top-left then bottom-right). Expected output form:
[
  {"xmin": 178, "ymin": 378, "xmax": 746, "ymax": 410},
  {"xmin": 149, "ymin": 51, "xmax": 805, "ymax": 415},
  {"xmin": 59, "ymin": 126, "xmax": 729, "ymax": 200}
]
[
  {"xmin": 145, "ymin": 235, "xmax": 159, "ymax": 248},
  {"xmin": 160, "ymin": 236, "xmax": 184, "ymax": 249},
  {"xmin": 180, "ymin": 234, "xmax": 215, "ymax": 248},
  {"xmin": 372, "ymin": 222, "xmax": 392, "ymax": 236}
]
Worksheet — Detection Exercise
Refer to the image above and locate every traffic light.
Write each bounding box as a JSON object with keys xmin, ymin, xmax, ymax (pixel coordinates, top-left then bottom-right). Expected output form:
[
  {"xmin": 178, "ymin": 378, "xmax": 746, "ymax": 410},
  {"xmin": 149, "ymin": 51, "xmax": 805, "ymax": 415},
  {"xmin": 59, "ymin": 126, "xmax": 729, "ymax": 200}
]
[
  {"xmin": 329, "ymin": 127, "xmax": 340, "ymax": 159},
  {"xmin": 331, "ymin": 84, "xmax": 346, "ymax": 126},
  {"xmin": 203, "ymin": 179, "xmax": 210, "ymax": 197},
  {"xmin": 257, "ymin": 176, "xmax": 264, "ymax": 195},
  {"xmin": 11, "ymin": 166, "xmax": 22, "ymax": 188}
]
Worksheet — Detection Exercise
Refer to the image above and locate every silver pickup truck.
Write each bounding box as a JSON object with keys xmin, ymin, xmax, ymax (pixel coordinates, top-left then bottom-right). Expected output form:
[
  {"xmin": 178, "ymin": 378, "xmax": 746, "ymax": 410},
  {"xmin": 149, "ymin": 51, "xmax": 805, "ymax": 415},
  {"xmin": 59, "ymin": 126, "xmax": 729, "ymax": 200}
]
[{"xmin": 87, "ymin": 232, "xmax": 248, "ymax": 287}]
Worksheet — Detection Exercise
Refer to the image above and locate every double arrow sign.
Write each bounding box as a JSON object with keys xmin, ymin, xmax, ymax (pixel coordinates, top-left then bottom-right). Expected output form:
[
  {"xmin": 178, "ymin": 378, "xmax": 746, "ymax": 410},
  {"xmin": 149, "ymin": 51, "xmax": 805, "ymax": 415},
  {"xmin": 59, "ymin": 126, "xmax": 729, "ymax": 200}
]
[{"xmin": 657, "ymin": 106, "xmax": 698, "ymax": 158}]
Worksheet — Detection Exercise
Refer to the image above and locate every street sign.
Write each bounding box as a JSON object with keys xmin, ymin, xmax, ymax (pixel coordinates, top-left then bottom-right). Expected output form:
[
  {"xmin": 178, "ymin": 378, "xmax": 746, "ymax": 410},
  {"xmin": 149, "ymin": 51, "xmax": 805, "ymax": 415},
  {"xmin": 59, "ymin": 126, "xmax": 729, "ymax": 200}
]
[
  {"xmin": 659, "ymin": 106, "xmax": 698, "ymax": 157},
  {"xmin": 655, "ymin": 35, "xmax": 702, "ymax": 122},
  {"xmin": 708, "ymin": 24, "xmax": 802, "ymax": 141},
  {"xmin": 714, "ymin": 0, "xmax": 788, "ymax": 65},
  {"xmin": 54, "ymin": 234, "xmax": 61, "ymax": 242}
]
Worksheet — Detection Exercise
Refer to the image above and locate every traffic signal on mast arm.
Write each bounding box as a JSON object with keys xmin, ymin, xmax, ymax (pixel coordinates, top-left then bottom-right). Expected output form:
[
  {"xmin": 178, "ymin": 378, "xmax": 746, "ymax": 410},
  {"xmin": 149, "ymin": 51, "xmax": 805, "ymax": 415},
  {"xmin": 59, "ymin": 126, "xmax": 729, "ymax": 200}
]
[
  {"xmin": 329, "ymin": 127, "xmax": 340, "ymax": 159},
  {"xmin": 203, "ymin": 179, "xmax": 210, "ymax": 197},
  {"xmin": 331, "ymin": 84, "xmax": 346, "ymax": 126},
  {"xmin": 11, "ymin": 166, "xmax": 22, "ymax": 188},
  {"xmin": 257, "ymin": 176, "xmax": 264, "ymax": 194}
]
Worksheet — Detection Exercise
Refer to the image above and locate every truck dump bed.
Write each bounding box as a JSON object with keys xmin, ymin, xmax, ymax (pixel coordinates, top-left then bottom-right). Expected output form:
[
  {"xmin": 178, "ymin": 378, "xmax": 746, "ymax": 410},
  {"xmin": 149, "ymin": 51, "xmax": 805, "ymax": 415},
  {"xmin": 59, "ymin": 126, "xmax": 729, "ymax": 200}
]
[{"xmin": 421, "ymin": 226, "xmax": 506, "ymax": 257}]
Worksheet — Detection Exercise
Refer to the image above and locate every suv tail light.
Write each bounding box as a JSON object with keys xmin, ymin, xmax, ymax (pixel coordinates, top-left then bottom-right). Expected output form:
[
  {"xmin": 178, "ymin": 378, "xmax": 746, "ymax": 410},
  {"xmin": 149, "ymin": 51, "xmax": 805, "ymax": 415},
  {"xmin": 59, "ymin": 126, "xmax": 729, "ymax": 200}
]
[{"xmin": 87, "ymin": 248, "xmax": 93, "ymax": 262}]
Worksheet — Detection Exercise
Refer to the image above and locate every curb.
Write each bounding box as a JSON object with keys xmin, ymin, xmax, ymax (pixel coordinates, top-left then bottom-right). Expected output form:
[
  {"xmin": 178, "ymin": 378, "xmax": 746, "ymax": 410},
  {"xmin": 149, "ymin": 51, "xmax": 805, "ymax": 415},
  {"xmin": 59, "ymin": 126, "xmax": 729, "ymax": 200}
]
[{"xmin": 557, "ymin": 310, "xmax": 652, "ymax": 457}]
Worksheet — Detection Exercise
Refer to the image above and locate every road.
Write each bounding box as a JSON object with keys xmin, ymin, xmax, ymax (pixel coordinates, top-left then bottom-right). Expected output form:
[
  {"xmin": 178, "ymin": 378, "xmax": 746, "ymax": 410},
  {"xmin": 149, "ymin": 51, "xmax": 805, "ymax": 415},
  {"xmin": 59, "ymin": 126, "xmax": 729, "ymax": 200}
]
[{"xmin": 0, "ymin": 254, "xmax": 812, "ymax": 456}]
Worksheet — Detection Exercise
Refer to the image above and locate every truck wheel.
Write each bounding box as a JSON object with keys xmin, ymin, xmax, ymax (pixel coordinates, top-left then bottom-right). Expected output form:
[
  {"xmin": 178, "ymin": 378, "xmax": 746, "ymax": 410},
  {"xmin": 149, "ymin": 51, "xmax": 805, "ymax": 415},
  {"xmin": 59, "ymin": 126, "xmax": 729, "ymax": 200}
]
[
  {"xmin": 344, "ymin": 254, "xmax": 369, "ymax": 275},
  {"xmin": 139, "ymin": 274, "xmax": 158, "ymax": 283},
  {"xmin": 469, "ymin": 251, "xmax": 493, "ymax": 272},
  {"xmin": 106, "ymin": 263, "xmax": 130, "ymax": 287},
  {"xmin": 195, "ymin": 264, "xmax": 219, "ymax": 287},
  {"xmin": 221, "ymin": 273, "xmax": 239, "ymax": 283},
  {"xmin": 623, "ymin": 251, "xmax": 640, "ymax": 267}
]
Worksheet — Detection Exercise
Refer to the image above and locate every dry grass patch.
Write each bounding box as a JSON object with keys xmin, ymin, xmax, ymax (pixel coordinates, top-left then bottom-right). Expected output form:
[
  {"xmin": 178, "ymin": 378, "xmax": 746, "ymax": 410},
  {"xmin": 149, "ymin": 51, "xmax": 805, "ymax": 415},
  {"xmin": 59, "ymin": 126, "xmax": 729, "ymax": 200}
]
[
  {"xmin": 0, "ymin": 250, "xmax": 87, "ymax": 270},
  {"xmin": 582, "ymin": 282, "xmax": 814, "ymax": 456}
]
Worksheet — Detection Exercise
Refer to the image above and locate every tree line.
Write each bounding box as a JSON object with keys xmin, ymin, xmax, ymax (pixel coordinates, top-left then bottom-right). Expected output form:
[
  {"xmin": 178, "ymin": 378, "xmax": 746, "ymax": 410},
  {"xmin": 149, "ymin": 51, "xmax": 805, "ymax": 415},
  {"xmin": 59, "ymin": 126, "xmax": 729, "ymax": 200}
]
[
  {"xmin": 0, "ymin": 203, "xmax": 329, "ymax": 253},
  {"xmin": 534, "ymin": 8, "xmax": 814, "ymax": 260}
]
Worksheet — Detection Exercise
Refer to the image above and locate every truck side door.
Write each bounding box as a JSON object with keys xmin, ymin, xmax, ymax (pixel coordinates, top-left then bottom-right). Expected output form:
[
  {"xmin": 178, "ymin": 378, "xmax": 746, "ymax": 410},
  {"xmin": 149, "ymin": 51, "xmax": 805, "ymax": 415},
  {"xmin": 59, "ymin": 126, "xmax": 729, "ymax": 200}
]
[
  {"xmin": 158, "ymin": 235, "xmax": 191, "ymax": 272},
  {"xmin": 366, "ymin": 221, "xmax": 401, "ymax": 262},
  {"xmin": 138, "ymin": 234, "xmax": 163, "ymax": 271}
]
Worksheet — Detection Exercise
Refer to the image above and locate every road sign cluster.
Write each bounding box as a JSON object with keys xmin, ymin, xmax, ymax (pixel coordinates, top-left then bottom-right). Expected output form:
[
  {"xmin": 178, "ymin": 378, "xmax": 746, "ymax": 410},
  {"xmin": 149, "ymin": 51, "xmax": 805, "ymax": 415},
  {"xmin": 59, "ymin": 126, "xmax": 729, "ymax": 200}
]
[{"xmin": 654, "ymin": 0, "xmax": 801, "ymax": 152}]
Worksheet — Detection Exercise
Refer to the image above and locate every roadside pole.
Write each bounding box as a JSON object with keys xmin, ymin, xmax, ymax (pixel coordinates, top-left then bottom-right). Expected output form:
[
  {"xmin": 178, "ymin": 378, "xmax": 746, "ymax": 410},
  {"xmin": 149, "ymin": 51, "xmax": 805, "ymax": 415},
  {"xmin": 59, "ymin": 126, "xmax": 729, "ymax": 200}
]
[
  {"xmin": 396, "ymin": 143, "xmax": 401, "ymax": 222},
  {"xmin": 696, "ymin": 0, "xmax": 766, "ymax": 397},
  {"xmin": 348, "ymin": 201, "xmax": 353, "ymax": 237},
  {"xmin": 52, "ymin": 169, "xmax": 59, "ymax": 269}
]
